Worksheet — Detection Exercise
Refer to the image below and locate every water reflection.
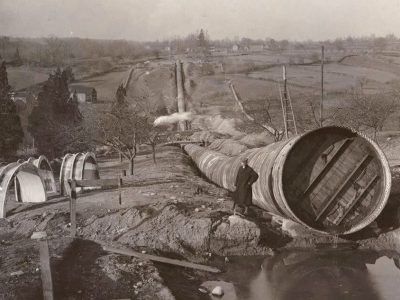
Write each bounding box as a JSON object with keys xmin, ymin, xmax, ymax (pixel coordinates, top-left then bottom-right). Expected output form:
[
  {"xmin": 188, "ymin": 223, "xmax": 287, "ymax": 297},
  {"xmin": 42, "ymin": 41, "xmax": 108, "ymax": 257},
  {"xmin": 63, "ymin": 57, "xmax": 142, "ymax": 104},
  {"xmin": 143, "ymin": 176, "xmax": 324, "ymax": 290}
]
[{"xmin": 210, "ymin": 249, "xmax": 400, "ymax": 300}]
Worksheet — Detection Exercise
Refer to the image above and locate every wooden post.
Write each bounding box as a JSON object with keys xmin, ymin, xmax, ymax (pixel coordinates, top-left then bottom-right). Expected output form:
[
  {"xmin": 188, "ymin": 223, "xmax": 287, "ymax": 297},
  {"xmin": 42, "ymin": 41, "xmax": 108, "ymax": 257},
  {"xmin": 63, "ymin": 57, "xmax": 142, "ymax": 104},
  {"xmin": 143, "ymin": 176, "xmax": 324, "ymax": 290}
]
[
  {"xmin": 118, "ymin": 176, "xmax": 122, "ymax": 205},
  {"xmin": 121, "ymin": 169, "xmax": 126, "ymax": 177},
  {"xmin": 320, "ymin": 45, "xmax": 324, "ymax": 127},
  {"xmin": 39, "ymin": 239, "xmax": 54, "ymax": 300},
  {"xmin": 69, "ymin": 179, "xmax": 77, "ymax": 237}
]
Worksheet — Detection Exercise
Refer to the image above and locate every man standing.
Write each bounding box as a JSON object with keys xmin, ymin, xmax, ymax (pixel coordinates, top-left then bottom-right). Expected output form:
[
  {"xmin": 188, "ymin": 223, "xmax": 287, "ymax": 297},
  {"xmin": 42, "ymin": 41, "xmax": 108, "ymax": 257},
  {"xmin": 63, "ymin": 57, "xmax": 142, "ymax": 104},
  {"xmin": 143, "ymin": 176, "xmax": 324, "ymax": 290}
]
[{"xmin": 233, "ymin": 158, "xmax": 259, "ymax": 215}]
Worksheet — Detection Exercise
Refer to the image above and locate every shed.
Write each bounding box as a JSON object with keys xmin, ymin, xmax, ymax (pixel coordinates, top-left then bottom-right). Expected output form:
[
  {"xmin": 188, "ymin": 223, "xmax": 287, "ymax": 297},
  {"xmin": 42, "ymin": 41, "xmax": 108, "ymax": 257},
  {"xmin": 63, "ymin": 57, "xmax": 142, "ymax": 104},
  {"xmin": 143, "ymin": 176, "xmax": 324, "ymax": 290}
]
[{"xmin": 69, "ymin": 85, "xmax": 97, "ymax": 103}]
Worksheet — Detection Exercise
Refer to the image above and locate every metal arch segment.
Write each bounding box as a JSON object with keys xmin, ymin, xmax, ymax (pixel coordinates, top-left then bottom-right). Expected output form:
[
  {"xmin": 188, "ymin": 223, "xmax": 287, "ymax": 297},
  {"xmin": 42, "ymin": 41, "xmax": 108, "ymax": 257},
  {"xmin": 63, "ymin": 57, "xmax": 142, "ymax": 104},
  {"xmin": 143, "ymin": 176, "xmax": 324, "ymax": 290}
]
[
  {"xmin": 33, "ymin": 155, "xmax": 58, "ymax": 194},
  {"xmin": 59, "ymin": 153, "xmax": 72, "ymax": 195},
  {"xmin": 60, "ymin": 153, "xmax": 80, "ymax": 196},
  {"xmin": 0, "ymin": 162, "xmax": 47, "ymax": 218}
]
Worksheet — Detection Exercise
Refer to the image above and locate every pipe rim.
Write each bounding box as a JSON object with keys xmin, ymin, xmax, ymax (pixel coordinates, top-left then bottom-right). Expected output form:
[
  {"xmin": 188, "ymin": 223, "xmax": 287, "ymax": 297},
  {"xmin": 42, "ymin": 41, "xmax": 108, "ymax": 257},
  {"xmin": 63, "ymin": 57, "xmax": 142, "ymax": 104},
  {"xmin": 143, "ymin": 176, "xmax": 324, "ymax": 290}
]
[{"xmin": 276, "ymin": 126, "xmax": 391, "ymax": 235}]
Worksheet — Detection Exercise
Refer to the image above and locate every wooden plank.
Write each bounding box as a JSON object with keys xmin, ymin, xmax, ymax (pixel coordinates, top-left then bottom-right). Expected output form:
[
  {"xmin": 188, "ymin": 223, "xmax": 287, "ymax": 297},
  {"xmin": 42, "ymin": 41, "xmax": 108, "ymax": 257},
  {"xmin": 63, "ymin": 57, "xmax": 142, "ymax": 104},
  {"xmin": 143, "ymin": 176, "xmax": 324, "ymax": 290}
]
[
  {"xmin": 103, "ymin": 245, "xmax": 221, "ymax": 273},
  {"xmin": 315, "ymin": 154, "xmax": 372, "ymax": 221},
  {"xmin": 335, "ymin": 175, "xmax": 379, "ymax": 225},
  {"xmin": 301, "ymin": 139, "xmax": 352, "ymax": 199},
  {"xmin": 39, "ymin": 239, "xmax": 54, "ymax": 300},
  {"xmin": 69, "ymin": 180, "xmax": 77, "ymax": 237},
  {"xmin": 74, "ymin": 178, "xmax": 119, "ymax": 188},
  {"xmin": 118, "ymin": 176, "xmax": 122, "ymax": 205}
]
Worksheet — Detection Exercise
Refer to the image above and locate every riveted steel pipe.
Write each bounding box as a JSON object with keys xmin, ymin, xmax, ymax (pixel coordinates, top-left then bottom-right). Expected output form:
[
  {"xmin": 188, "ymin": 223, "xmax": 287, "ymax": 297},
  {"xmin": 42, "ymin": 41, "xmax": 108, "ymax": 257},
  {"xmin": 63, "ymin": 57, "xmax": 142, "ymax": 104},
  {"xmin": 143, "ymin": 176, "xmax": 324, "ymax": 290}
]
[{"xmin": 184, "ymin": 126, "xmax": 391, "ymax": 235}]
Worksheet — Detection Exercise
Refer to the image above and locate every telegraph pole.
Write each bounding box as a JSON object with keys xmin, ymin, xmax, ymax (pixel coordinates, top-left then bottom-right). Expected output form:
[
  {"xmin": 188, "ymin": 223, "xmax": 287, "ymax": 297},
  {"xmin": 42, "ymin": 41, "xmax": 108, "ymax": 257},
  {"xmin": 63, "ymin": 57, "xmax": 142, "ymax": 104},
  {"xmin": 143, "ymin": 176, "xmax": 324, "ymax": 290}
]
[
  {"xmin": 320, "ymin": 45, "xmax": 324, "ymax": 127},
  {"xmin": 283, "ymin": 65, "xmax": 289, "ymax": 139}
]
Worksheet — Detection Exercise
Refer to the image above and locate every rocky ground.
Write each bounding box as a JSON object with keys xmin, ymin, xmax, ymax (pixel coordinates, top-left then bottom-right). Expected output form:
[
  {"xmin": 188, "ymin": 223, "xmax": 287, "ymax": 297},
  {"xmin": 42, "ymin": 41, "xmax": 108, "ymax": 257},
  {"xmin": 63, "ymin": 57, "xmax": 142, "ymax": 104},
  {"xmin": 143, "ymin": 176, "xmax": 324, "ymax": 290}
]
[{"xmin": 1, "ymin": 145, "xmax": 400, "ymax": 300}]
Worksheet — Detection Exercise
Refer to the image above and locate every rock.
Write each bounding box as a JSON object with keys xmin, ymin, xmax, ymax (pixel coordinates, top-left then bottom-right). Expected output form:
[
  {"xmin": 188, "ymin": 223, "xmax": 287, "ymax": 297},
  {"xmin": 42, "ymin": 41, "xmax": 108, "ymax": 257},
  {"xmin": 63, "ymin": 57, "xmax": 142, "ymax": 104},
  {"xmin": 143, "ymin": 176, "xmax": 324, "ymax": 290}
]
[
  {"xmin": 210, "ymin": 215, "xmax": 261, "ymax": 255},
  {"xmin": 217, "ymin": 198, "xmax": 225, "ymax": 202},
  {"xmin": 141, "ymin": 250, "xmax": 146, "ymax": 254},
  {"xmin": 195, "ymin": 208, "xmax": 200, "ymax": 212},
  {"xmin": 211, "ymin": 286, "xmax": 224, "ymax": 297},
  {"xmin": 31, "ymin": 231, "xmax": 47, "ymax": 240},
  {"xmin": 201, "ymin": 205, "xmax": 206, "ymax": 209},
  {"xmin": 281, "ymin": 219, "xmax": 311, "ymax": 237},
  {"xmin": 198, "ymin": 286, "xmax": 209, "ymax": 294},
  {"xmin": 169, "ymin": 196, "xmax": 176, "ymax": 200},
  {"xmin": 10, "ymin": 270, "xmax": 24, "ymax": 276}
]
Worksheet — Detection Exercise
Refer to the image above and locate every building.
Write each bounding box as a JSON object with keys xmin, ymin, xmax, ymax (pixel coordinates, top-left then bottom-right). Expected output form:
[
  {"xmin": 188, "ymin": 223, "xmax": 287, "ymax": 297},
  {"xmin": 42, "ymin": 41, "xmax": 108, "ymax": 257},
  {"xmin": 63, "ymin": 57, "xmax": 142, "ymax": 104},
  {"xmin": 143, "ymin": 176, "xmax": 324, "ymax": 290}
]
[
  {"xmin": 232, "ymin": 44, "xmax": 239, "ymax": 52},
  {"xmin": 69, "ymin": 85, "xmax": 97, "ymax": 103}
]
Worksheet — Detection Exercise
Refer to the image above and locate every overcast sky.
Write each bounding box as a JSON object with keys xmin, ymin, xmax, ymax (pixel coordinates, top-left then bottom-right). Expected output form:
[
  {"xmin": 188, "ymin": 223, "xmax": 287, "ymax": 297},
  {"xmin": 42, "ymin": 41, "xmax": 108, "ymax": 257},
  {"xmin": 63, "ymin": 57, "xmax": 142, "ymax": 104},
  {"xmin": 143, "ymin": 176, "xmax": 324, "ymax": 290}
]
[{"xmin": 1, "ymin": 0, "xmax": 400, "ymax": 41}]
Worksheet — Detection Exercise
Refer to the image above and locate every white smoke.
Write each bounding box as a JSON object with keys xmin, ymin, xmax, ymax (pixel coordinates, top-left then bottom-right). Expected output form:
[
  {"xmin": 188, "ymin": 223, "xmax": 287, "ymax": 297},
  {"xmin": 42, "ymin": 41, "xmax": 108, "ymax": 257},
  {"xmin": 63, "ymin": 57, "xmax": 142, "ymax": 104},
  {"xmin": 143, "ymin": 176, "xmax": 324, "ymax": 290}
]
[
  {"xmin": 154, "ymin": 112, "xmax": 193, "ymax": 126},
  {"xmin": 195, "ymin": 115, "xmax": 244, "ymax": 137}
]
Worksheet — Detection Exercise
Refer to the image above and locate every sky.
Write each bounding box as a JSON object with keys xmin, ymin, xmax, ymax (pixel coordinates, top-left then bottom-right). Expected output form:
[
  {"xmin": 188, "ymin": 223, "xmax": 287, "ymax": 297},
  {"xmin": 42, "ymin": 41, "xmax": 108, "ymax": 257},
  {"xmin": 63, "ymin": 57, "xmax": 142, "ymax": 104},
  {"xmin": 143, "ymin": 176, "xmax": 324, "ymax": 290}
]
[{"xmin": 1, "ymin": 0, "xmax": 400, "ymax": 41}]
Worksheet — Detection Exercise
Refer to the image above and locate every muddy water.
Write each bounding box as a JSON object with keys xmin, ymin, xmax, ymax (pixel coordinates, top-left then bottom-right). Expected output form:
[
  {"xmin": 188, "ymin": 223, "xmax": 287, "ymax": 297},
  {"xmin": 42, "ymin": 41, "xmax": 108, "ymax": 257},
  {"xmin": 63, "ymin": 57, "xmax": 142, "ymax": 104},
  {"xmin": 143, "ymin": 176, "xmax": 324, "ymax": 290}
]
[{"xmin": 160, "ymin": 248, "xmax": 400, "ymax": 300}]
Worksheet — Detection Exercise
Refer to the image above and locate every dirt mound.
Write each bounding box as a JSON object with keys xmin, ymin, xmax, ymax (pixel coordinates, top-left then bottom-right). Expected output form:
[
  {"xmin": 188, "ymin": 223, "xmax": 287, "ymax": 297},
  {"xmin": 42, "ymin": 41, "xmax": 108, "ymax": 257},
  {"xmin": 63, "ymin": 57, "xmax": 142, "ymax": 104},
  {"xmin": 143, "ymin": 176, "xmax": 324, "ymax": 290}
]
[{"xmin": 81, "ymin": 203, "xmax": 274, "ymax": 259}]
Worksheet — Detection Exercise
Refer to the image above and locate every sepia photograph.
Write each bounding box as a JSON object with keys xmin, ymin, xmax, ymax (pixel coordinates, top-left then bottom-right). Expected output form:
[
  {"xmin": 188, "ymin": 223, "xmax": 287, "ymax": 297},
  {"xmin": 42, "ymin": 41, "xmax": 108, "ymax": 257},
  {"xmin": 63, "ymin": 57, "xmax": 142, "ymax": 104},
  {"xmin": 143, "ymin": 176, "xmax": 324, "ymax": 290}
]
[{"xmin": 1, "ymin": 0, "xmax": 400, "ymax": 299}]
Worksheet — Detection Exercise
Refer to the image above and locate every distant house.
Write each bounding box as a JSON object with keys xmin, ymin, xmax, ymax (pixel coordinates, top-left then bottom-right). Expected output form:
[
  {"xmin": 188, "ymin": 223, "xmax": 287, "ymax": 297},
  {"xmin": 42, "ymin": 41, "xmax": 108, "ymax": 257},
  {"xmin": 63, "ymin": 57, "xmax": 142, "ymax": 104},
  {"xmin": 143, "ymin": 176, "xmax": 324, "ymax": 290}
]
[
  {"xmin": 69, "ymin": 85, "xmax": 97, "ymax": 103},
  {"xmin": 232, "ymin": 44, "xmax": 239, "ymax": 52}
]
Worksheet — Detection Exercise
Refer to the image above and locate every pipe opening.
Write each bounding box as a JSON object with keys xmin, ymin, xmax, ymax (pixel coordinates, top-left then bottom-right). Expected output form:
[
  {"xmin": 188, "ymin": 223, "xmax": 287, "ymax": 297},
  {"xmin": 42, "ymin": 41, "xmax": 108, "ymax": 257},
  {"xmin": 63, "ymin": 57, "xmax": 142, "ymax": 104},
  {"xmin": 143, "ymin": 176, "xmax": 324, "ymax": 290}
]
[{"xmin": 281, "ymin": 127, "xmax": 390, "ymax": 234}]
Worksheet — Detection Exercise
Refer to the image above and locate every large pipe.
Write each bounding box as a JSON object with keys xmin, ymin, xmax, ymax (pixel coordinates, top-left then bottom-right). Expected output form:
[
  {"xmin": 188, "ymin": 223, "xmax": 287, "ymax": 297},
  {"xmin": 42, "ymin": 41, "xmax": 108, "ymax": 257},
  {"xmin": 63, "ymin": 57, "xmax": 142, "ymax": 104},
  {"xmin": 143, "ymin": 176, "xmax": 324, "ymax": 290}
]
[
  {"xmin": 29, "ymin": 155, "xmax": 57, "ymax": 195},
  {"xmin": 60, "ymin": 152, "xmax": 100, "ymax": 196},
  {"xmin": 0, "ymin": 162, "xmax": 47, "ymax": 218},
  {"xmin": 184, "ymin": 126, "xmax": 391, "ymax": 235}
]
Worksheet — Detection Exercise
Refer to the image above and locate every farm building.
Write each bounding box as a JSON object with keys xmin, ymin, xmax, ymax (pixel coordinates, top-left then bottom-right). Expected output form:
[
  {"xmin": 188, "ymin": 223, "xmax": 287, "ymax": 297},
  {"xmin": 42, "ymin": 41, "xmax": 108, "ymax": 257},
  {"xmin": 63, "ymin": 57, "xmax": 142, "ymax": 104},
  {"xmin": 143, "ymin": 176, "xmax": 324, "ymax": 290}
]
[{"xmin": 69, "ymin": 85, "xmax": 97, "ymax": 103}]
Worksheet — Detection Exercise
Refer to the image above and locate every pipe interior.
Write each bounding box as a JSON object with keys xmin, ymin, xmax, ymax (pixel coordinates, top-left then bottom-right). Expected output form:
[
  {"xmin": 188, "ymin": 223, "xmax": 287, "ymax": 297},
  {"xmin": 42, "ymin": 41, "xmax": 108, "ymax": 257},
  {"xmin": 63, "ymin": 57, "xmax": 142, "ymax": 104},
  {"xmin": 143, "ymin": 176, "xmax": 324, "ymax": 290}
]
[{"xmin": 281, "ymin": 127, "xmax": 386, "ymax": 234}]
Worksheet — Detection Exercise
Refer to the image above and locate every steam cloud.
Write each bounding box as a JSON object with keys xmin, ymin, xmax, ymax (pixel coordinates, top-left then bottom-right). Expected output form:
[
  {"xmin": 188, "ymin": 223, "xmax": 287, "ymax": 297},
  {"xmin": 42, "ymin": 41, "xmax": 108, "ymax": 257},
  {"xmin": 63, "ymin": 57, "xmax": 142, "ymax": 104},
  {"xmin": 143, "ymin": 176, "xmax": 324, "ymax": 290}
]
[{"xmin": 154, "ymin": 112, "xmax": 193, "ymax": 126}]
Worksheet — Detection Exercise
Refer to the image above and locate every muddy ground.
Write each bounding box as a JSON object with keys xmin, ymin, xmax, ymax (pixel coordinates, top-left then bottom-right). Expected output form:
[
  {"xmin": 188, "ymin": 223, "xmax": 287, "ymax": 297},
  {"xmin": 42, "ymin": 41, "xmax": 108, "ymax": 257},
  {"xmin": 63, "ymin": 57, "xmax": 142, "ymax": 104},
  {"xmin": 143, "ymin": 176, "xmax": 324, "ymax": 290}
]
[{"xmin": 2, "ymin": 145, "xmax": 400, "ymax": 300}]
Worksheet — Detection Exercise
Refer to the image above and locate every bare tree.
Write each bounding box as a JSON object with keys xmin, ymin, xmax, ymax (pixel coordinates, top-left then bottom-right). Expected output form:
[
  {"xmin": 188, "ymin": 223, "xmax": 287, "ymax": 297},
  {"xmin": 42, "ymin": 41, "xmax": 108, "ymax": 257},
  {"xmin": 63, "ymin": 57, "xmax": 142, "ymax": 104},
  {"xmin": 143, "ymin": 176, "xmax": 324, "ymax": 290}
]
[
  {"xmin": 333, "ymin": 88, "xmax": 398, "ymax": 140},
  {"xmin": 94, "ymin": 103, "xmax": 147, "ymax": 175}
]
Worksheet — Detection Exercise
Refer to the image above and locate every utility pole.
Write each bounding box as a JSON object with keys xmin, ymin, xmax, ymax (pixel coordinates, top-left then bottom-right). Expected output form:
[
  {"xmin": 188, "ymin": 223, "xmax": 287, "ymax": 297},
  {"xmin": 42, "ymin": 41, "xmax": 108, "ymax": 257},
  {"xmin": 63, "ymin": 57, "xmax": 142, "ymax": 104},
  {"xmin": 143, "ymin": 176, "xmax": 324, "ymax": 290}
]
[
  {"xmin": 320, "ymin": 45, "xmax": 324, "ymax": 127},
  {"xmin": 282, "ymin": 65, "xmax": 289, "ymax": 139}
]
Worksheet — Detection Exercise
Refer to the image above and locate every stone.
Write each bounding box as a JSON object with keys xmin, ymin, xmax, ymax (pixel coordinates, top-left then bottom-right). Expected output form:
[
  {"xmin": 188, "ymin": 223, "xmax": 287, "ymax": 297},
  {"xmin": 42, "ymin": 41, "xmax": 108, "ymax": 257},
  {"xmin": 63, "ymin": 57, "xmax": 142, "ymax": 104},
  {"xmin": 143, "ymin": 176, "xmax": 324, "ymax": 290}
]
[
  {"xmin": 211, "ymin": 286, "xmax": 224, "ymax": 297},
  {"xmin": 169, "ymin": 196, "xmax": 176, "ymax": 200},
  {"xmin": 31, "ymin": 231, "xmax": 47, "ymax": 240},
  {"xmin": 198, "ymin": 286, "xmax": 209, "ymax": 294},
  {"xmin": 10, "ymin": 270, "xmax": 24, "ymax": 276}
]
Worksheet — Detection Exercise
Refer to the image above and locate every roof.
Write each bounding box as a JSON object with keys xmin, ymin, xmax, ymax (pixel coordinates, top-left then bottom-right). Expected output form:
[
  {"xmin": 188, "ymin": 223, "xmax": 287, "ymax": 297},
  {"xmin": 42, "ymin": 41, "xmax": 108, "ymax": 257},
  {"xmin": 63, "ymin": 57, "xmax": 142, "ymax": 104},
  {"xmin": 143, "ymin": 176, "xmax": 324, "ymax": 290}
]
[{"xmin": 69, "ymin": 85, "xmax": 95, "ymax": 94}]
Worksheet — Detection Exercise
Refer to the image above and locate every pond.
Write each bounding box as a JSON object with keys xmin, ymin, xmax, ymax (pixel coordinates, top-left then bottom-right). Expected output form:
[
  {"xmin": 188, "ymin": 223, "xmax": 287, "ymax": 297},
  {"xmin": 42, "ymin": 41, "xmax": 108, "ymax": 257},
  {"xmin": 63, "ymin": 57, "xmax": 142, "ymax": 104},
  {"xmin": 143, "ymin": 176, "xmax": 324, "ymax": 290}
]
[{"xmin": 159, "ymin": 247, "xmax": 400, "ymax": 300}]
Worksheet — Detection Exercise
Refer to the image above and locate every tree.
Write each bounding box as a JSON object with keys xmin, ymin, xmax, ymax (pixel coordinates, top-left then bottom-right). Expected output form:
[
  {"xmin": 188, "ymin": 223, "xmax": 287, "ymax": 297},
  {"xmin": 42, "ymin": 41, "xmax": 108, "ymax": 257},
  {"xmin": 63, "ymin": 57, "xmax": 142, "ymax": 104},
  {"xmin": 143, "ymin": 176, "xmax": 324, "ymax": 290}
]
[
  {"xmin": 94, "ymin": 101, "xmax": 147, "ymax": 175},
  {"xmin": 28, "ymin": 68, "xmax": 86, "ymax": 159},
  {"xmin": 333, "ymin": 88, "xmax": 398, "ymax": 140},
  {"xmin": 13, "ymin": 48, "xmax": 22, "ymax": 65},
  {"xmin": 0, "ymin": 61, "xmax": 23, "ymax": 158}
]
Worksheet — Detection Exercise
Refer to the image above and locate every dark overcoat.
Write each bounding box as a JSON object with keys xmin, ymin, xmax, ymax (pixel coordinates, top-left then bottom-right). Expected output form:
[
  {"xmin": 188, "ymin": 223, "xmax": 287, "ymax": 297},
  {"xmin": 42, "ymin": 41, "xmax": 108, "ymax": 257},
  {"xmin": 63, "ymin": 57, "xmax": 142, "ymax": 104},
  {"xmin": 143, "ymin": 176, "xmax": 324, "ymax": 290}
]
[{"xmin": 233, "ymin": 165, "xmax": 259, "ymax": 206}]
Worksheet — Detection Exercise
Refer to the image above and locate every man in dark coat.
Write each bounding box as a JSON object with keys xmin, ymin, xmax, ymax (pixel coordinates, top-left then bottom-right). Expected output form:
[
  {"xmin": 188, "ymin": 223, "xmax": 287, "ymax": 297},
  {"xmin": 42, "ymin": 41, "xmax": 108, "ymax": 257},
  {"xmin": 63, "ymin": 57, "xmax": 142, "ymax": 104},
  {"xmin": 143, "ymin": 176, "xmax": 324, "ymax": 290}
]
[{"xmin": 233, "ymin": 158, "xmax": 259, "ymax": 215}]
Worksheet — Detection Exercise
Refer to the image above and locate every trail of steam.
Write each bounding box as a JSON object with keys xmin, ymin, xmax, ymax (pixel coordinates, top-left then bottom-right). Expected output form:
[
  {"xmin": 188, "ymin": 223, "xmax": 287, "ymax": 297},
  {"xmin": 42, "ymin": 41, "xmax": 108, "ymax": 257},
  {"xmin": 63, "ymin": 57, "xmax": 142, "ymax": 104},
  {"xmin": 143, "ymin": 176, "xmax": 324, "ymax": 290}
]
[{"xmin": 154, "ymin": 112, "xmax": 193, "ymax": 126}]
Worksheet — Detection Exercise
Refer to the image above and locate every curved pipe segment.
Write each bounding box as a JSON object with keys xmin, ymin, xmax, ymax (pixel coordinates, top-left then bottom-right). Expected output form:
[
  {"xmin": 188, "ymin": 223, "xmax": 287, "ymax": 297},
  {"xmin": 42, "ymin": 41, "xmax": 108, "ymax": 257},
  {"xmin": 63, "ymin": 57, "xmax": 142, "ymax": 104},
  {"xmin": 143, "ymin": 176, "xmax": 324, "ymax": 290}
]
[
  {"xmin": 29, "ymin": 155, "xmax": 58, "ymax": 195},
  {"xmin": 59, "ymin": 152, "xmax": 100, "ymax": 196},
  {"xmin": 0, "ymin": 162, "xmax": 47, "ymax": 218},
  {"xmin": 184, "ymin": 126, "xmax": 391, "ymax": 235}
]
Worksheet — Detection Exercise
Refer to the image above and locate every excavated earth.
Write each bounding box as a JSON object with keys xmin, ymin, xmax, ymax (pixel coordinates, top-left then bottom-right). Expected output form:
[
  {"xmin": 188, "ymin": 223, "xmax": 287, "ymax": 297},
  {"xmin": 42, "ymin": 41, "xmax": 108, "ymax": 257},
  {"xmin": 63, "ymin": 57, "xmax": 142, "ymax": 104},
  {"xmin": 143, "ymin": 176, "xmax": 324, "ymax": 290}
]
[{"xmin": 1, "ymin": 146, "xmax": 400, "ymax": 299}]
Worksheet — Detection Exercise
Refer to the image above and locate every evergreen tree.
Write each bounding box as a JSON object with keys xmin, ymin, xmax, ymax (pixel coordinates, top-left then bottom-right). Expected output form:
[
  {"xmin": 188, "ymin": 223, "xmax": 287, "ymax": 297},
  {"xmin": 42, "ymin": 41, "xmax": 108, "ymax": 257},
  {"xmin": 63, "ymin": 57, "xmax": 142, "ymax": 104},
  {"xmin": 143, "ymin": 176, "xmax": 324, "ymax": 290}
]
[
  {"xmin": 13, "ymin": 48, "xmax": 22, "ymax": 65},
  {"xmin": 28, "ymin": 67, "xmax": 85, "ymax": 159},
  {"xmin": 0, "ymin": 61, "xmax": 23, "ymax": 158}
]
